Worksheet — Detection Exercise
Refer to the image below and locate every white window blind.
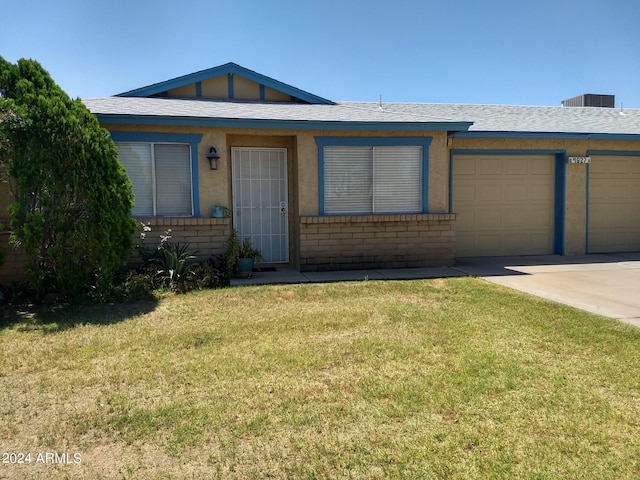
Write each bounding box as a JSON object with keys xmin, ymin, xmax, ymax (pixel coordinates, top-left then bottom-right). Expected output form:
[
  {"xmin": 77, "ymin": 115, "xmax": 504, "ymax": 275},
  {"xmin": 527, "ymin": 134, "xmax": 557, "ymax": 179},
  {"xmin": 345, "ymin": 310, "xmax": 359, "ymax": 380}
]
[
  {"xmin": 325, "ymin": 146, "xmax": 372, "ymax": 214},
  {"xmin": 374, "ymin": 146, "xmax": 422, "ymax": 213},
  {"xmin": 116, "ymin": 142, "xmax": 192, "ymax": 216},
  {"xmin": 324, "ymin": 145, "xmax": 422, "ymax": 214},
  {"xmin": 117, "ymin": 143, "xmax": 154, "ymax": 216},
  {"xmin": 155, "ymin": 144, "xmax": 192, "ymax": 216}
]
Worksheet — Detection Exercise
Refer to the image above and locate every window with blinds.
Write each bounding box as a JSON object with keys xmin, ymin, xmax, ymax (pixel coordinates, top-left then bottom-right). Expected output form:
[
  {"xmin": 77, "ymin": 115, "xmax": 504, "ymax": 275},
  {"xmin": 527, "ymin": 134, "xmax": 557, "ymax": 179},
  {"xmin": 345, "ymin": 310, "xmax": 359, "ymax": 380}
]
[
  {"xmin": 116, "ymin": 142, "xmax": 192, "ymax": 216},
  {"xmin": 324, "ymin": 145, "xmax": 422, "ymax": 214}
]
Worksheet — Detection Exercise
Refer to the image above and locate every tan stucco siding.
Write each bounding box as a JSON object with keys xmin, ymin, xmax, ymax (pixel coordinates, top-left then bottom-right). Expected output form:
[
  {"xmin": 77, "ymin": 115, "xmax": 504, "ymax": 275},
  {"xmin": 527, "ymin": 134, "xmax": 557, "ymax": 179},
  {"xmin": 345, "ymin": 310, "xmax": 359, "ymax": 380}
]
[
  {"xmin": 232, "ymin": 75, "xmax": 261, "ymax": 100},
  {"xmin": 201, "ymin": 76, "xmax": 228, "ymax": 98},
  {"xmin": 264, "ymin": 87, "xmax": 291, "ymax": 102},
  {"xmin": 166, "ymin": 84, "xmax": 196, "ymax": 97}
]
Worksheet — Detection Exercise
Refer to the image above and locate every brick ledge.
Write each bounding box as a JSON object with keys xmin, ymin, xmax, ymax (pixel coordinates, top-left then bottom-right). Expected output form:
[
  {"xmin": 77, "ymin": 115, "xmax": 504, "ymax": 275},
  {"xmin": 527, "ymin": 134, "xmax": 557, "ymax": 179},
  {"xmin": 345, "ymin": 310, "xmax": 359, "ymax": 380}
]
[
  {"xmin": 301, "ymin": 213, "xmax": 456, "ymax": 224},
  {"xmin": 135, "ymin": 217, "xmax": 231, "ymax": 227}
]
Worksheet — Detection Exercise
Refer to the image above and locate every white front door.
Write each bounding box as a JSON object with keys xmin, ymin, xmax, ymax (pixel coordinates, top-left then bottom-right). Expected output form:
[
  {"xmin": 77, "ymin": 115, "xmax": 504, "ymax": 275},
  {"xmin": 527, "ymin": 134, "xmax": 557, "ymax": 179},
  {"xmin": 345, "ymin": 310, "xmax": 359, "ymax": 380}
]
[{"xmin": 232, "ymin": 147, "xmax": 288, "ymax": 263}]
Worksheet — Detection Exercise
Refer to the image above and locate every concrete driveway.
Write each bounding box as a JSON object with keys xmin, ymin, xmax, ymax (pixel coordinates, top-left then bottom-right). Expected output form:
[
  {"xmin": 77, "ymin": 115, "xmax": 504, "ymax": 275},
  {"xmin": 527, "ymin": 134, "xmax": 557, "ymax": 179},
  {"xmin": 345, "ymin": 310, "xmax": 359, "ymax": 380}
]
[{"xmin": 453, "ymin": 253, "xmax": 640, "ymax": 327}]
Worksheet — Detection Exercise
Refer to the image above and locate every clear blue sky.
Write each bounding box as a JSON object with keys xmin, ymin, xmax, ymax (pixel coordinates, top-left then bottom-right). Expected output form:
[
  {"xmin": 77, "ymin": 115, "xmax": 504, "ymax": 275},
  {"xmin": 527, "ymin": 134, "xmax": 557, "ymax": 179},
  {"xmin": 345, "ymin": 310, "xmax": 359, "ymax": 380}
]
[{"xmin": 2, "ymin": 0, "xmax": 639, "ymax": 107}]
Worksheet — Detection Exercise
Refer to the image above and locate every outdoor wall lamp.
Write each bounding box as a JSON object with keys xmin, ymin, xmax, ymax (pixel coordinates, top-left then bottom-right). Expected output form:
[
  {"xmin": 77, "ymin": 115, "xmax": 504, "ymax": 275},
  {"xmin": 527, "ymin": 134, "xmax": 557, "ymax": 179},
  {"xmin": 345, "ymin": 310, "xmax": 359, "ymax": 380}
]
[{"xmin": 206, "ymin": 146, "xmax": 221, "ymax": 170}]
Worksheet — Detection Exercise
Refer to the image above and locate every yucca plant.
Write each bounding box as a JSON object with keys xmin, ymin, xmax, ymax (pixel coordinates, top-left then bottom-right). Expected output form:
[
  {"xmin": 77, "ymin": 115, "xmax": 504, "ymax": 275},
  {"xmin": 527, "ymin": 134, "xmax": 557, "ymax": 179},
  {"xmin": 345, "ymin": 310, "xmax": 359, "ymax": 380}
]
[{"xmin": 151, "ymin": 242, "xmax": 197, "ymax": 293}]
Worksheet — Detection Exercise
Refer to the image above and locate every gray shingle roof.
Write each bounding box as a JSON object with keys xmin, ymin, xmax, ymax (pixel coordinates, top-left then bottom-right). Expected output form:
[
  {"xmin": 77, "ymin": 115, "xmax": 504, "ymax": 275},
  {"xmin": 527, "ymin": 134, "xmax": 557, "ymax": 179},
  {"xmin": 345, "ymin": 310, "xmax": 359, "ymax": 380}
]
[
  {"xmin": 364, "ymin": 102, "xmax": 640, "ymax": 135},
  {"xmin": 83, "ymin": 97, "xmax": 640, "ymax": 135}
]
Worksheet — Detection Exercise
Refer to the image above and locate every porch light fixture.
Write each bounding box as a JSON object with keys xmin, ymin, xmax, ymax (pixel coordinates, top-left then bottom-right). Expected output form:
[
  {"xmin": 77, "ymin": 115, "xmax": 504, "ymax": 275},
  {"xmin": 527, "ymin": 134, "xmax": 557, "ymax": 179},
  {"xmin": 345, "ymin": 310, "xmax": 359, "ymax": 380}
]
[{"xmin": 206, "ymin": 146, "xmax": 221, "ymax": 170}]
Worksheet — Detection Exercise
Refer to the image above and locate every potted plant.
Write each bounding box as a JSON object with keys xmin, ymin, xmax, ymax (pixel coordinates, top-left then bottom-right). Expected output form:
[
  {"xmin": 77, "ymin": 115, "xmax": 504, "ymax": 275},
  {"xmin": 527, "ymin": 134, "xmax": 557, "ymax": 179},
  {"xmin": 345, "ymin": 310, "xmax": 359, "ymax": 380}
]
[{"xmin": 223, "ymin": 229, "xmax": 263, "ymax": 278}]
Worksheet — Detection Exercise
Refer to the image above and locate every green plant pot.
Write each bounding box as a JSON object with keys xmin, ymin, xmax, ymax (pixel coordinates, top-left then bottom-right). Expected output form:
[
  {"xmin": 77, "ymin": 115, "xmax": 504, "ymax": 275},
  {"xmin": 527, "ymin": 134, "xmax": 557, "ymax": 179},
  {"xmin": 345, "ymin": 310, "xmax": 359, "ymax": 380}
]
[
  {"xmin": 236, "ymin": 257, "xmax": 255, "ymax": 277},
  {"xmin": 211, "ymin": 206, "xmax": 227, "ymax": 218}
]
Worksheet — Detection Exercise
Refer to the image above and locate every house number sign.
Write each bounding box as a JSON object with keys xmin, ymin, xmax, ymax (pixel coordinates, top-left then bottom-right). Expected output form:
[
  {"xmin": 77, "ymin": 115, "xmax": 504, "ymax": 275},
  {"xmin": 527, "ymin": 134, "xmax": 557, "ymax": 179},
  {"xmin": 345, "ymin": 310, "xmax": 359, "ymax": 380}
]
[{"xmin": 567, "ymin": 156, "xmax": 591, "ymax": 164}]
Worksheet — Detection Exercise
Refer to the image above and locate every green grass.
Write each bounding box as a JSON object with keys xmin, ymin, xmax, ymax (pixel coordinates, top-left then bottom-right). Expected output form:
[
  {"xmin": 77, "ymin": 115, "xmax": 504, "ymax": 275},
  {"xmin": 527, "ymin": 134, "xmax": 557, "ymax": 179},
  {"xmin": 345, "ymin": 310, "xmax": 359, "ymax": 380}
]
[{"xmin": 1, "ymin": 277, "xmax": 640, "ymax": 479}]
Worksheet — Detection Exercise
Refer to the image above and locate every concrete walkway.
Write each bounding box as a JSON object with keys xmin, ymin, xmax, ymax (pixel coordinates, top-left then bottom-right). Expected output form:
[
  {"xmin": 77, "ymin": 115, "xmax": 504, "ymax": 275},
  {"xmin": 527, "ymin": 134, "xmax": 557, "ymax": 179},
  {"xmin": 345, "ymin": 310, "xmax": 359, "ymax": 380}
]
[{"xmin": 231, "ymin": 252, "xmax": 640, "ymax": 326}]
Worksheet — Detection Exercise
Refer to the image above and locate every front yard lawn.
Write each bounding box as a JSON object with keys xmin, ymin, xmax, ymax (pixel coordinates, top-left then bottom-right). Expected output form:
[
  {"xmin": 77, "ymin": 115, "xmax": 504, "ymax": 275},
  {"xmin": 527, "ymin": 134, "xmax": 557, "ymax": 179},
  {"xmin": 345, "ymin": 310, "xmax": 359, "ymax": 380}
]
[{"xmin": 1, "ymin": 277, "xmax": 639, "ymax": 479}]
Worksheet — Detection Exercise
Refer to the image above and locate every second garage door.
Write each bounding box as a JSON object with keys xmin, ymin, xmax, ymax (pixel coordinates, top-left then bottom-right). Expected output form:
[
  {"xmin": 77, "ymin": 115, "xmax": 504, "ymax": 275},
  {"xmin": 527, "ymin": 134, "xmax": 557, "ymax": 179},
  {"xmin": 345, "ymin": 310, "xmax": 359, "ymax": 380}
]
[
  {"xmin": 452, "ymin": 154, "xmax": 557, "ymax": 257},
  {"xmin": 588, "ymin": 155, "xmax": 640, "ymax": 253}
]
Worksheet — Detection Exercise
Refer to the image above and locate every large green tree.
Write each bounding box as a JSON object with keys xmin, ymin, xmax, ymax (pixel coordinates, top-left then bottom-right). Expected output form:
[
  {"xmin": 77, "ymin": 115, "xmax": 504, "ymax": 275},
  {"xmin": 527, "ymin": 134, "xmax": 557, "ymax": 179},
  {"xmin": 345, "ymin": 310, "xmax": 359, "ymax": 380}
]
[{"xmin": 0, "ymin": 57, "xmax": 136, "ymax": 297}]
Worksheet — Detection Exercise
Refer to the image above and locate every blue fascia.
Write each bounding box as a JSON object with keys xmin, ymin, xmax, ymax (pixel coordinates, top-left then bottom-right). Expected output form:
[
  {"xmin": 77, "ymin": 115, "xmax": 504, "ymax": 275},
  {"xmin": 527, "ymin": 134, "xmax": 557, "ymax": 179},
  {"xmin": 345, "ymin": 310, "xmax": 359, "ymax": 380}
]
[
  {"xmin": 449, "ymin": 149, "xmax": 566, "ymax": 255},
  {"xmin": 97, "ymin": 114, "xmax": 472, "ymax": 132},
  {"xmin": 116, "ymin": 62, "xmax": 336, "ymax": 105},
  {"xmin": 586, "ymin": 149, "xmax": 640, "ymax": 156},
  {"xmin": 315, "ymin": 136, "xmax": 433, "ymax": 215},
  {"xmin": 110, "ymin": 131, "xmax": 203, "ymax": 218},
  {"xmin": 450, "ymin": 131, "xmax": 640, "ymax": 141}
]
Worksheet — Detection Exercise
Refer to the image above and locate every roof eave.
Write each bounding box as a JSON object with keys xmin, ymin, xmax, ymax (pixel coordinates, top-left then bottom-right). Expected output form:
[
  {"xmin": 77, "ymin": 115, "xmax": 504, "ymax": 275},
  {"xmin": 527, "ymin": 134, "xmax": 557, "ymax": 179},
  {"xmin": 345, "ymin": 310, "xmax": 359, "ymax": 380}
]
[
  {"xmin": 450, "ymin": 131, "xmax": 640, "ymax": 140},
  {"xmin": 95, "ymin": 114, "xmax": 473, "ymax": 132}
]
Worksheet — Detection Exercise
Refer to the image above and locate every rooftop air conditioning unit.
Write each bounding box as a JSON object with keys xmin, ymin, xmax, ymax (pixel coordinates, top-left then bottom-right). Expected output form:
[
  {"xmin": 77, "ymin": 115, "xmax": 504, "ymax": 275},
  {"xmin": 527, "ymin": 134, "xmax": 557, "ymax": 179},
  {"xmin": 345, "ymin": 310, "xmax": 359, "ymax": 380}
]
[{"xmin": 561, "ymin": 94, "xmax": 615, "ymax": 108}]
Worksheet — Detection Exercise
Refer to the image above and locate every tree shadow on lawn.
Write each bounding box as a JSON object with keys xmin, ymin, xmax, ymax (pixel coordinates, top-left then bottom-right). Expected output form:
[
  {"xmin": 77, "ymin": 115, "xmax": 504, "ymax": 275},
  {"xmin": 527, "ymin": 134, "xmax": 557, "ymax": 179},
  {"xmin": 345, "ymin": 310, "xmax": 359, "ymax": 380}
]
[{"xmin": 0, "ymin": 299, "xmax": 159, "ymax": 333}]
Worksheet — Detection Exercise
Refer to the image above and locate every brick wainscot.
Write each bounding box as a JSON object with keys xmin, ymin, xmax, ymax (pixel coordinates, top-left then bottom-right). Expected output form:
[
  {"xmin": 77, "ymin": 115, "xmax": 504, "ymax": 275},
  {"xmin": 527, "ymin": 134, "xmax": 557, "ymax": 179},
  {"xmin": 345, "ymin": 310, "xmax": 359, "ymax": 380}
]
[{"xmin": 299, "ymin": 214, "xmax": 456, "ymax": 271}]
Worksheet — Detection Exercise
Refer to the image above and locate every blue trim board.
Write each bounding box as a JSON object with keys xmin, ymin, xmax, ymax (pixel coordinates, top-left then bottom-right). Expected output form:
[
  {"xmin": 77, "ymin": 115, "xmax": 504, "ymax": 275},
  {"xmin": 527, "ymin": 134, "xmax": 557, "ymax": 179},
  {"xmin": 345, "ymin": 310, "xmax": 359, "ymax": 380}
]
[
  {"xmin": 583, "ymin": 150, "xmax": 640, "ymax": 253},
  {"xmin": 110, "ymin": 132, "xmax": 203, "ymax": 143},
  {"xmin": 554, "ymin": 153, "xmax": 566, "ymax": 255},
  {"xmin": 195, "ymin": 82, "xmax": 202, "ymax": 97},
  {"xmin": 259, "ymin": 84, "xmax": 265, "ymax": 101},
  {"xmin": 315, "ymin": 136, "xmax": 433, "ymax": 215},
  {"xmin": 586, "ymin": 150, "xmax": 640, "ymax": 156},
  {"xmin": 451, "ymin": 149, "xmax": 566, "ymax": 156},
  {"xmin": 116, "ymin": 62, "xmax": 336, "ymax": 105},
  {"xmin": 227, "ymin": 74, "xmax": 234, "ymax": 99},
  {"xmin": 585, "ymin": 162, "xmax": 590, "ymax": 254},
  {"xmin": 110, "ymin": 132, "xmax": 203, "ymax": 217},
  {"xmin": 449, "ymin": 149, "xmax": 566, "ymax": 255},
  {"xmin": 451, "ymin": 131, "xmax": 640, "ymax": 141},
  {"xmin": 97, "ymin": 114, "xmax": 473, "ymax": 132}
]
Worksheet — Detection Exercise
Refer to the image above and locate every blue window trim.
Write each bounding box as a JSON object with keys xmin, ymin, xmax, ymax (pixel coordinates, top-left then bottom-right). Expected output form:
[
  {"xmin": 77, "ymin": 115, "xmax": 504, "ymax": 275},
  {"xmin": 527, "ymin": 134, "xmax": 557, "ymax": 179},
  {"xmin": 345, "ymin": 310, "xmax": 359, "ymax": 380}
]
[
  {"xmin": 449, "ymin": 149, "xmax": 566, "ymax": 255},
  {"xmin": 110, "ymin": 131, "xmax": 203, "ymax": 217},
  {"xmin": 584, "ymin": 150, "xmax": 640, "ymax": 253},
  {"xmin": 315, "ymin": 136, "xmax": 432, "ymax": 215}
]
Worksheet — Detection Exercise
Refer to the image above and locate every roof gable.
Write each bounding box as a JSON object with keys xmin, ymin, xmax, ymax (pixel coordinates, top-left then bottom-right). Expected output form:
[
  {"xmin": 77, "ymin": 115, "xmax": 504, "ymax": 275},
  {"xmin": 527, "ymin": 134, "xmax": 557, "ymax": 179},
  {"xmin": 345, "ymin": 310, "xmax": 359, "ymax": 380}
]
[{"xmin": 116, "ymin": 62, "xmax": 335, "ymax": 105}]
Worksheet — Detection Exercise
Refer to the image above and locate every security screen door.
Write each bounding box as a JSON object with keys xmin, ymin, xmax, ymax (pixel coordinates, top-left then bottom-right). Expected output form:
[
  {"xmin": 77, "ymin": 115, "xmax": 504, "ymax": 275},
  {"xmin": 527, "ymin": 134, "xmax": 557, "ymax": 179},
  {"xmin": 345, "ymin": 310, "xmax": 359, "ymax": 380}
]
[{"xmin": 232, "ymin": 148, "xmax": 288, "ymax": 263}]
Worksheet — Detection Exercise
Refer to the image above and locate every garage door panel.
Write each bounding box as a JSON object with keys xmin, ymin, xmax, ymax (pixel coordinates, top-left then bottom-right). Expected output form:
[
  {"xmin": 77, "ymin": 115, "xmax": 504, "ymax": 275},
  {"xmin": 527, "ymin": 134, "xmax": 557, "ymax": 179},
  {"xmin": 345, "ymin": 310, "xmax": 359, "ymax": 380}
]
[
  {"xmin": 477, "ymin": 184, "xmax": 503, "ymax": 202},
  {"xmin": 453, "ymin": 154, "xmax": 555, "ymax": 257},
  {"xmin": 504, "ymin": 184, "xmax": 531, "ymax": 201},
  {"xmin": 456, "ymin": 159, "xmax": 478, "ymax": 175},
  {"xmin": 476, "ymin": 210, "xmax": 502, "ymax": 228},
  {"xmin": 480, "ymin": 158, "xmax": 503, "ymax": 174},
  {"xmin": 526, "ymin": 206, "xmax": 552, "ymax": 228},
  {"xmin": 505, "ymin": 158, "xmax": 529, "ymax": 174},
  {"xmin": 590, "ymin": 205, "xmax": 627, "ymax": 227},
  {"xmin": 530, "ymin": 183, "xmax": 554, "ymax": 201},
  {"xmin": 589, "ymin": 155, "xmax": 640, "ymax": 253}
]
